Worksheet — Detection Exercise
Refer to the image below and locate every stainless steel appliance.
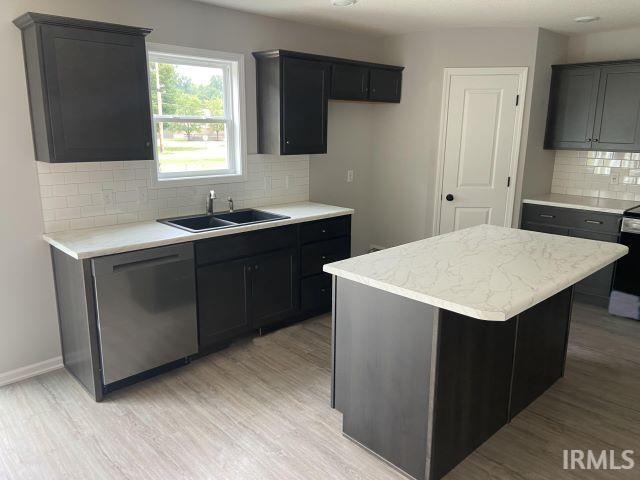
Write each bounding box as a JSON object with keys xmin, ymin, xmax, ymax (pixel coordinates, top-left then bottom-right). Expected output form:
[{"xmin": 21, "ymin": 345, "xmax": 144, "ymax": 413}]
[
  {"xmin": 92, "ymin": 243, "xmax": 198, "ymax": 385},
  {"xmin": 609, "ymin": 207, "xmax": 640, "ymax": 320}
]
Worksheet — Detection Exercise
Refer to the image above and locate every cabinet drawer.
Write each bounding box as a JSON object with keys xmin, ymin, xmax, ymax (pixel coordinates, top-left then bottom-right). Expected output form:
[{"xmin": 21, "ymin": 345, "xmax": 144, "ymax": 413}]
[
  {"xmin": 522, "ymin": 203, "xmax": 621, "ymax": 234},
  {"xmin": 301, "ymin": 237, "xmax": 350, "ymax": 277},
  {"xmin": 196, "ymin": 225, "xmax": 296, "ymax": 266},
  {"xmin": 301, "ymin": 273, "xmax": 332, "ymax": 312},
  {"xmin": 300, "ymin": 216, "xmax": 351, "ymax": 244}
]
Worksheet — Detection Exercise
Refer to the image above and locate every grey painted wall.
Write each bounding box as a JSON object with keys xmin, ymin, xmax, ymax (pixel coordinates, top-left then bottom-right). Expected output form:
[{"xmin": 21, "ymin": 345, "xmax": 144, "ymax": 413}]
[
  {"xmin": 568, "ymin": 26, "xmax": 640, "ymax": 63},
  {"xmin": 520, "ymin": 30, "xmax": 569, "ymax": 204},
  {"xmin": 367, "ymin": 28, "xmax": 540, "ymax": 248},
  {"xmin": 0, "ymin": 0, "xmax": 383, "ymax": 379}
]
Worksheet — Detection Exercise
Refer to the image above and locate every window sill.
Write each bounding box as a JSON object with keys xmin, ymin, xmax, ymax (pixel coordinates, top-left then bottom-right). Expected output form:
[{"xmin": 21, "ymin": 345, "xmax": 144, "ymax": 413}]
[{"xmin": 151, "ymin": 172, "xmax": 247, "ymax": 188}]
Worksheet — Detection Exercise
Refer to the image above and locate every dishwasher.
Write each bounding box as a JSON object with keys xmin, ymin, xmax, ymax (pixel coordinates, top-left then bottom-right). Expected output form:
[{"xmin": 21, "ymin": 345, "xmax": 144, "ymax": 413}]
[{"xmin": 92, "ymin": 243, "xmax": 198, "ymax": 387}]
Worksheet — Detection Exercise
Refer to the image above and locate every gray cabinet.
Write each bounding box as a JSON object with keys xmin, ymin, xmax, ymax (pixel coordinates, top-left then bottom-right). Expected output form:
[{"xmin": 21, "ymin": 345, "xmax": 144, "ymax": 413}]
[
  {"xmin": 521, "ymin": 203, "xmax": 621, "ymax": 305},
  {"xmin": 545, "ymin": 60, "xmax": 640, "ymax": 152},
  {"xmin": 14, "ymin": 13, "xmax": 154, "ymax": 162}
]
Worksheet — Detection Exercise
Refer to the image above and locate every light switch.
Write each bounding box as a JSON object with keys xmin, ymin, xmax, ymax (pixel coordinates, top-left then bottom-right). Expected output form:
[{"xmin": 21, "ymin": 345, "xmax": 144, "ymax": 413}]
[{"xmin": 347, "ymin": 170, "xmax": 354, "ymax": 183}]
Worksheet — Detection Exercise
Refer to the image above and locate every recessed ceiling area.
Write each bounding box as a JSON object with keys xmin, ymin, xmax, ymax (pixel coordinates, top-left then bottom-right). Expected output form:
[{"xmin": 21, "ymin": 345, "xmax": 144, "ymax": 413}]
[{"xmin": 195, "ymin": 0, "xmax": 640, "ymax": 36}]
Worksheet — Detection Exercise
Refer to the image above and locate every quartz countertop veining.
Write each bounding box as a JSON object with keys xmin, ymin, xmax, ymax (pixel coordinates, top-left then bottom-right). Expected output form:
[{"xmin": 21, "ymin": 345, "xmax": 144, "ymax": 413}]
[
  {"xmin": 44, "ymin": 202, "xmax": 353, "ymax": 260},
  {"xmin": 323, "ymin": 224, "xmax": 627, "ymax": 321},
  {"xmin": 523, "ymin": 193, "xmax": 639, "ymax": 214}
]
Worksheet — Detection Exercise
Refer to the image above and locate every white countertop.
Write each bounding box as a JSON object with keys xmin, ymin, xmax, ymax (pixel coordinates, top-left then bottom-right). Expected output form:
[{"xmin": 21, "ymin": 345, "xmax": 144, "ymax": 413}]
[
  {"xmin": 523, "ymin": 193, "xmax": 639, "ymax": 214},
  {"xmin": 324, "ymin": 224, "xmax": 627, "ymax": 321},
  {"xmin": 44, "ymin": 202, "xmax": 353, "ymax": 259}
]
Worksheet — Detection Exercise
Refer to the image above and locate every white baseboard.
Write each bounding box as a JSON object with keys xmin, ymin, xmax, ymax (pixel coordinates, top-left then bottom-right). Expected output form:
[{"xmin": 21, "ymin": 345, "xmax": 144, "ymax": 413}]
[{"xmin": 0, "ymin": 356, "xmax": 63, "ymax": 388}]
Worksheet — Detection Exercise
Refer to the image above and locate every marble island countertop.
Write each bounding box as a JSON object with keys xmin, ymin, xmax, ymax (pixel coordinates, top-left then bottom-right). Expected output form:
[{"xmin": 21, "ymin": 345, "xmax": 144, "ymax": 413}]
[
  {"xmin": 523, "ymin": 193, "xmax": 639, "ymax": 214},
  {"xmin": 44, "ymin": 202, "xmax": 353, "ymax": 259},
  {"xmin": 324, "ymin": 224, "xmax": 627, "ymax": 321}
]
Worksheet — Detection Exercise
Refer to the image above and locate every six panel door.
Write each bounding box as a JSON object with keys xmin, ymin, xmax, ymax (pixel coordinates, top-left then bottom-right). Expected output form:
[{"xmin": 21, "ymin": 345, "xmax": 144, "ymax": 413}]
[{"xmin": 281, "ymin": 56, "xmax": 330, "ymax": 154}]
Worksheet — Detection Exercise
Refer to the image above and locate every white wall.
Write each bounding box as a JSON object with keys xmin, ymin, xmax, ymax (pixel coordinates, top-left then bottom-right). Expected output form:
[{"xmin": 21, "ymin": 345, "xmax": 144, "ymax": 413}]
[
  {"xmin": 0, "ymin": 0, "xmax": 383, "ymax": 379},
  {"xmin": 309, "ymin": 103, "xmax": 375, "ymax": 255},
  {"xmin": 368, "ymin": 28, "xmax": 540, "ymax": 248},
  {"xmin": 568, "ymin": 26, "xmax": 640, "ymax": 63},
  {"xmin": 520, "ymin": 29, "xmax": 568, "ymax": 202}
]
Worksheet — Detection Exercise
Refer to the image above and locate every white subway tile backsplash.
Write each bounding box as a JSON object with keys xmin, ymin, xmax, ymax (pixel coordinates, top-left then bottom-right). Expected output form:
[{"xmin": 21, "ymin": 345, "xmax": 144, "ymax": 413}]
[
  {"xmin": 551, "ymin": 150, "xmax": 640, "ymax": 200},
  {"xmin": 37, "ymin": 154, "xmax": 310, "ymax": 233}
]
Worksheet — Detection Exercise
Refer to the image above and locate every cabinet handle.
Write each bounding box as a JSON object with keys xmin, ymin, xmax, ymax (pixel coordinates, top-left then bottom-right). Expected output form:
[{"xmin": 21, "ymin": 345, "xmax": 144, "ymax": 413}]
[
  {"xmin": 594, "ymin": 139, "xmax": 599, "ymax": 142},
  {"xmin": 285, "ymin": 140, "xmax": 291, "ymax": 145},
  {"xmin": 321, "ymin": 255, "xmax": 327, "ymax": 260},
  {"xmin": 321, "ymin": 229, "xmax": 327, "ymax": 233},
  {"xmin": 539, "ymin": 214, "xmax": 555, "ymax": 219},
  {"xmin": 247, "ymin": 266, "xmax": 252, "ymax": 271},
  {"xmin": 254, "ymin": 264, "xmax": 259, "ymax": 270},
  {"xmin": 587, "ymin": 138, "xmax": 592, "ymax": 142},
  {"xmin": 145, "ymin": 141, "xmax": 151, "ymax": 147},
  {"xmin": 585, "ymin": 219, "xmax": 603, "ymax": 225},
  {"xmin": 320, "ymin": 288, "xmax": 326, "ymax": 293}
]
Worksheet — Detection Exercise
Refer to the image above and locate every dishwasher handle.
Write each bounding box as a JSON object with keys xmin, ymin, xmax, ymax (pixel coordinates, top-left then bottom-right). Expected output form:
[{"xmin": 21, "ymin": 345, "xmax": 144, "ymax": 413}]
[{"xmin": 92, "ymin": 243, "xmax": 194, "ymax": 276}]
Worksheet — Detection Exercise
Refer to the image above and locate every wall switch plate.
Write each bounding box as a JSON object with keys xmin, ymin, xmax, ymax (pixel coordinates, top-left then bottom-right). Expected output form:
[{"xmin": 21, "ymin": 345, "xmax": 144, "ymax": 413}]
[
  {"xmin": 610, "ymin": 174, "xmax": 619, "ymax": 185},
  {"xmin": 103, "ymin": 191, "xmax": 114, "ymax": 206},
  {"xmin": 347, "ymin": 170, "xmax": 354, "ymax": 183}
]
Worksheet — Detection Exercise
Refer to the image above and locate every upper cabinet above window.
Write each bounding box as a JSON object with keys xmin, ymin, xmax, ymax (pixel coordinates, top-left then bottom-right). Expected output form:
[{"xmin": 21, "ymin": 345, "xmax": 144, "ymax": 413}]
[
  {"xmin": 545, "ymin": 60, "xmax": 640, "ymax": 152},
  {"xmin": 253, "ymin": 50, "xmax": 404, "ymax": 155},
  {"xmin": 14, "ymin": 13, "xmax": 154, "ymax": 163}
]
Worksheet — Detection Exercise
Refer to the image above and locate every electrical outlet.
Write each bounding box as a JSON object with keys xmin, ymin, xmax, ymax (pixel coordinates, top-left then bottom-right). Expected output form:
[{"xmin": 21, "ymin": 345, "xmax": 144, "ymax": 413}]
[
  {"xmin": 347, "ymin": 169, "xmax": 354, "ymax": 183},
  {"xmin": 103, "ymin": 191, "xmax": 114, "ymax": 206},
  {"xmin": 610, "ymin": 174, "xmax": 619, "ymax": 185}
]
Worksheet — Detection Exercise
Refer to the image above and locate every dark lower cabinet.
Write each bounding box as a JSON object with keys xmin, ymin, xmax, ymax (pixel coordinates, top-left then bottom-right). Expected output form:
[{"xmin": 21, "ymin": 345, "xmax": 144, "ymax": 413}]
[
  {"xmin": 521, "ymin": 203, "xmax": 621, "ymax": 305},
  {"xmin": 14, "ymin": 13, "xmax": 154, "ymax": 162},
  {"xmin": 197, "ymin": 258, "xmax": 248, "ymax": 349},
  {"xmin": 249, "ymin": 249, "xmax": 299, "ymax": 328},
  {"xmin": 196, "ymin": 215, "xmax": 351, "ymax": 349}
]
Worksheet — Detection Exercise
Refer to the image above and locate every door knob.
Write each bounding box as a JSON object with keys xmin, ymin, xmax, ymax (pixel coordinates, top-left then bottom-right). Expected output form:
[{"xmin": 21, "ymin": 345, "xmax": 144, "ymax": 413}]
[{"xmin": 445, "ymin": 194, "xmax": 454, "ymax": 201}]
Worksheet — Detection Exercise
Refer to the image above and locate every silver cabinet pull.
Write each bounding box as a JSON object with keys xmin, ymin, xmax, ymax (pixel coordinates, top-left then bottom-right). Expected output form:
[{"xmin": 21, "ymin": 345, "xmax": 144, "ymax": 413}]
[
  {"xmin": 585, "ymin": 219, "xmax": 603, "ymax": 225},
  {"xmin": 539, "ymin": 214, "xmax": 555, "ymax": 219}
]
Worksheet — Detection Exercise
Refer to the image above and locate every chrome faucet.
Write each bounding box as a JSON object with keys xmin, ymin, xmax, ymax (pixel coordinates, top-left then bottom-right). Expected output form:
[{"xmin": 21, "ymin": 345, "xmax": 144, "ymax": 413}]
[
  {"xmin": 228, "ymin": 196, "xmax": 234, "ymax": 213},
  {"xmin": 206, "ymin": 190, "xmax": 216, "ymax": 215}
]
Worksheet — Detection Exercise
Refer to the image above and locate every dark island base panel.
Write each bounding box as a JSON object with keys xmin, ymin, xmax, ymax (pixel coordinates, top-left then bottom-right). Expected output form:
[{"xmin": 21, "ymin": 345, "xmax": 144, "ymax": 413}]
[{"xmin": 331, "ymin": 278, "xmax": 573, "ymax": 480}]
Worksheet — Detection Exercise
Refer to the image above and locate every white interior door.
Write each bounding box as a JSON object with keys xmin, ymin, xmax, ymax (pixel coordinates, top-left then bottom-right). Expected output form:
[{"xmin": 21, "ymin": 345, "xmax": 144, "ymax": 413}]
[{"xmin": 437, "ymin": 69, "xmax": 525, "ymax": 234}]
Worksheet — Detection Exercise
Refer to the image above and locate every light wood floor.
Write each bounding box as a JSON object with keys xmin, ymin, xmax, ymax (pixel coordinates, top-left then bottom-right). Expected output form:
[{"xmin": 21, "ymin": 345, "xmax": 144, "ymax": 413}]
[{"xmin": 1, "ymin": 302, "xmax": 639, "ymax": 479}]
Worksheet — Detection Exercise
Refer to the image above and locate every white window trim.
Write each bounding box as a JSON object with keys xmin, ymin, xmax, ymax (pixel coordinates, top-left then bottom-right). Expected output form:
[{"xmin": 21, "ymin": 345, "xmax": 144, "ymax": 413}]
[{"xmin": 146, "ymin": 43, "xmax": 247, "ymax": 187}]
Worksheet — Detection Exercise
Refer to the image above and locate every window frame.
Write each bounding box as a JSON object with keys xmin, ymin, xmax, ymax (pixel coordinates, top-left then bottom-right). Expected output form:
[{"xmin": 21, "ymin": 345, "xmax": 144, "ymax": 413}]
[{"xmin": 146, "ymin": 43, "xmax": 247, "ymax": 186}]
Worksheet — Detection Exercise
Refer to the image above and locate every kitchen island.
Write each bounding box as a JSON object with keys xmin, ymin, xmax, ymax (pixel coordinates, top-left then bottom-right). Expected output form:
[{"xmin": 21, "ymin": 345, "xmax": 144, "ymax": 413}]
[{"xmin": 324, "ymin": 224, "xmax": 627, "ymax": 480}]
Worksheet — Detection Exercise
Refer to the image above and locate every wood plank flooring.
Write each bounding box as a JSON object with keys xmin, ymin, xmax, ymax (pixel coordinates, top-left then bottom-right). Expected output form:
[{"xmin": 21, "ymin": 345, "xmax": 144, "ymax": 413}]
[{"xmin": 1, "ymin": 302, "xmax": 639, "ymax": 479}]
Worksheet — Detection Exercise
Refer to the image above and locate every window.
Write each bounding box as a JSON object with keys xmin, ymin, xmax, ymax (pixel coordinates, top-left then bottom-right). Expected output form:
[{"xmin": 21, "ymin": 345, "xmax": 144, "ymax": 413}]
[{"xmin": 147, "ymin": 44, "xmax": 246, "ymax": 183}]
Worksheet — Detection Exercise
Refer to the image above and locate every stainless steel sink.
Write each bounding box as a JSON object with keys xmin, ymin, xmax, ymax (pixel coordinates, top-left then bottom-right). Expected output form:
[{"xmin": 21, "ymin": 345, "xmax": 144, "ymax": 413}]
[{"xmin": 158, "ymin": 209, "xmax": 289, "ymax": 232}]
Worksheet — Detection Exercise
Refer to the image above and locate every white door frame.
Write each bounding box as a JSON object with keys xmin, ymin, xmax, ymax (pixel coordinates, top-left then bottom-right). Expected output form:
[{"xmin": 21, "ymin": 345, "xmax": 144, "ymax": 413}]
[{"xmin": 431, "ymin": 67, "xmax": 528, "ymax": 235}]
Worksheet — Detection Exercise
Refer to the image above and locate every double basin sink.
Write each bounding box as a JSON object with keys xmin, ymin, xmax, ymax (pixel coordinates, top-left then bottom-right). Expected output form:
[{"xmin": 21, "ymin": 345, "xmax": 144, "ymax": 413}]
[{"xmin": 159, "ymin": 209, "xmax": 290, "ymax": 233}]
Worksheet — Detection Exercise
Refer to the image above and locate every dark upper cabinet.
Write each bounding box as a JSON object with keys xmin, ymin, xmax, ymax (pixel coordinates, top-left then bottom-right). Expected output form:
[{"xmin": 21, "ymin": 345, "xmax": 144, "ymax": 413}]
[
  {"xmin": 281, "ymin": 57, "xmax": 331, "ymax": 155},
  {"xmin": 254, "ymin": 49, "xmax": 403, "ymax": 155},
  {"xmin": 545, "ymin": 60, "xmax": 640, "ymax": 152},
  {"xmin": 14, "ymin": 13, "xmax": 154, "ymax": 163},
  {"xmin": 369, "ymin": 68, "xmax": 402, "ymax": 103},
  {"xmin": 331, "ymin": 63, "xmax": 369, "ymax": 101},
  {"xmin": 544, "ymin": 66, "xmax": 600, "ymax": 150},
  {"xmin": 593, "ymin": 64, "xmax": 640, "ymax": 151}
]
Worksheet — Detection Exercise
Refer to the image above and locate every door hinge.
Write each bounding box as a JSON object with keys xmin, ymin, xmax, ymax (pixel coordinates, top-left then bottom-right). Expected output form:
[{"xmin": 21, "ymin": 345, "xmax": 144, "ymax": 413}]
[
  {"xmin": 515, "ymin": 94, "xmax": 520, "ymax": 106},
  {"xmin": 507, "ymin": 176, "xmax": 511, "ymax": 187}
]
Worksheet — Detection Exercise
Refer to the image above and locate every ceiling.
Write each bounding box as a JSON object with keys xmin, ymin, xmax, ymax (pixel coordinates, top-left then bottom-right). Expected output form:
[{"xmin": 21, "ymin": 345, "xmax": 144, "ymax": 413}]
[{"xmin": 195, "ymin": 0, "xmax": 640, "ymax": 37}]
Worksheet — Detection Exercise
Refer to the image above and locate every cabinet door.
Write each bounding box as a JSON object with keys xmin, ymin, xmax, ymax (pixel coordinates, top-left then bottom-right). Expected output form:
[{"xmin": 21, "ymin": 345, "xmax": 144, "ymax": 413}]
[
  {"xmin": 40, "ymin": 25, "xmax": 153, "ymax": 162},
  {"xmin": 544, "ymin": 66, "xmax": 600, "ymax": 150},
  {"xmin": 593, "ymin": 64, "xmax": 640, "ymax": 151},
  {"xmin": 369, "ymin": 68, "xmax": 402, "ymax": 102},
  {"xmin": 330, "ymin": 63, "xmax": 369, "ymax": 100},
  {"xmin": 281, "ymin": 56, "xmax": 330, "ymax": 154},
  {"xmin": 197, "ymin": 258, "xmax": 249, "ymax": 349},
  {"xmin": 569, "ymin": 229, "xmax": 617, "ymax": 298},
  {"xmin": 522, "ymin": 221, "xmax": 570, "ymax": 236},
  {"xmin": 248, "ymin": 249, "xmax": 299, "ymax": 328}
]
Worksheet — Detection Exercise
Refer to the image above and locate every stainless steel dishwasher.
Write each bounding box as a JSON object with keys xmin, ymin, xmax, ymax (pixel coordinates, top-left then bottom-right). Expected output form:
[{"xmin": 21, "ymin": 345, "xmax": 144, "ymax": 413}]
[{"xmin": 92, "ymin": 243, "xmax": 198, "ymax": 386}]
